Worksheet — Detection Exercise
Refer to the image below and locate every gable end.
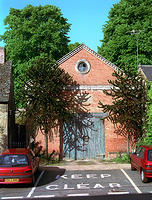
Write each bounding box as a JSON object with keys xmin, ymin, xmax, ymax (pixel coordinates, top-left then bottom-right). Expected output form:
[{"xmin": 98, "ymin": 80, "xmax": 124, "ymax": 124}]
[{"xmin": 58, "ymin": 43, "xmax": 120, "ymax": 71}]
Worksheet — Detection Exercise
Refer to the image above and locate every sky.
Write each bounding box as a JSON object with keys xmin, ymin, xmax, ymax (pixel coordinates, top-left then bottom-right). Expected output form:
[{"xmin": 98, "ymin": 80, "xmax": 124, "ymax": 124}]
[{"xmin": 0, "ymin": 0, "xmax": 120, "ymax": 52}]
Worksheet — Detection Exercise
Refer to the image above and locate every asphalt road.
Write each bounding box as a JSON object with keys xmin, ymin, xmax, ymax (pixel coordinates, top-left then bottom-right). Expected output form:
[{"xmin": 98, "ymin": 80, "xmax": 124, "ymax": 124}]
[{"xmin": 1, "ymin": 167, "xmax": 152, "ymax": 199}]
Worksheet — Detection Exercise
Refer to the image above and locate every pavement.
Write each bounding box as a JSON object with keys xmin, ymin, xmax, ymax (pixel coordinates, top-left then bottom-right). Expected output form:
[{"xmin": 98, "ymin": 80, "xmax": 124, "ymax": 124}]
[{"xmin": 40, "ymin": 159, "xmax": 131, "ymax": 171}]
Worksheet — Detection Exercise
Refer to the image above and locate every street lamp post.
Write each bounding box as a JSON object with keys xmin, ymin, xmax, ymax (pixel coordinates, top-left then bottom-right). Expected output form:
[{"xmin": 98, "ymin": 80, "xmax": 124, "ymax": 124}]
[{"xmin": 130, "ymin": 30, "xmax": 143, "ymax": 70}]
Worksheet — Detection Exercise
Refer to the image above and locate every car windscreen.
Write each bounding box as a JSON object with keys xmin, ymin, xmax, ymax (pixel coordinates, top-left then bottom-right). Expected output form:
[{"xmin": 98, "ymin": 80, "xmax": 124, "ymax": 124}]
[
  {"xmin": 147, "ymin": 150, "xmax": 152, "ymax": 161},
  {"xmin": 0, "ymin": 154, "xmax": 29, "ymax": 167}
]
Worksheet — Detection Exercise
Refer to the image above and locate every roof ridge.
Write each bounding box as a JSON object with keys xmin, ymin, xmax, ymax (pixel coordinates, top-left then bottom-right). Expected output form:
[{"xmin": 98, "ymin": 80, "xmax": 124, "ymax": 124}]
[
  {"xmin": 57, "ymin": 43, "xmax": 84, "ymax": 65},
  {"xmin": 82, "ymin": 44, "xmax": 119, "ymax": 71},
  {"xmin": 57, "ymin": 43, "xmax": 120, "ymax": 71}
]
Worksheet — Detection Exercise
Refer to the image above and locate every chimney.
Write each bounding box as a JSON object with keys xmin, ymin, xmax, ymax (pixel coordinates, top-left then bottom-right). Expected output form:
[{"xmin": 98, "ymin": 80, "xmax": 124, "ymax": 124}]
[{"xmin": 0, "ymin": 47, "xmax": 6, "ymax": 64}]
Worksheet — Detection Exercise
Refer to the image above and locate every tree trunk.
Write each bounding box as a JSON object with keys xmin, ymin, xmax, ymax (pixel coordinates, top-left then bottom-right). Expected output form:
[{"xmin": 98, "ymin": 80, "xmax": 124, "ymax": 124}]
[
  {"xmin": 44, "ymin": 131, "xmax": 48, "ymax": 159},
  {"xmin": 74, "ymin": 120, "xmax": 77, "ymax": 160},
  {"xmin": 59, "ymin": 121, "xmax": 63, "ymax": 161},
  {"xmin": 127, "ymin": 130, "xmax": 129, "ymax": 153}
]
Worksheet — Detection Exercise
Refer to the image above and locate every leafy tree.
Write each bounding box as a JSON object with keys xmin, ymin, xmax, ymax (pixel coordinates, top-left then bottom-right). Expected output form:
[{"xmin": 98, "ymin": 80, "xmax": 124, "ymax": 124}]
[
  {"xmin": 0, "ymin": 4, "xmax": 71, "ymax": 107},
  {"xmin": 146, "ymin": 87, "xmax": 152, "ymax": 135},
  {"xmin": 98, "ymin": 0, "xmax": 152, "ymax": 74},
  {"xmin": 68, "ymin": 42, "xmax": 80, "ymax": 52},
  {"xmin": 98, "ymin": 71, "xmax": 147, "ymax": 151},
  {"xmin": 22, "ymin": 56, "xmax": 92, "ymax": 159},
  {"xmin": 21, "ymin": 56, "xmax": 76, "ymax": 158},
  {"xmin": 138, "ymin": 85, "xmax": 152, "ymax": 145}
]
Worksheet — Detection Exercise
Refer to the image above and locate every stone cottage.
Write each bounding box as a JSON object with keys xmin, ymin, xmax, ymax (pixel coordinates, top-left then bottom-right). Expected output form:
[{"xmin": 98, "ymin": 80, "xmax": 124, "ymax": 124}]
[
  {"xmin": 35, "ymin": 44, "xmax": 127, "ymax": 159},
  {"xmin": 0, "ymin": 47, "xmax": 15, "ymax": 153}
]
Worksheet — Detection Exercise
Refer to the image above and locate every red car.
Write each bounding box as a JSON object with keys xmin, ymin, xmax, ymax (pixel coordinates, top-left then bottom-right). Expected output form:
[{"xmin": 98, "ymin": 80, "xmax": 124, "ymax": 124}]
[
  {"xmin": 0, "ymin": 148, "xmax": 39, "ymax": 185},
  {"xmin": 130, "ymin": 145, "xmax": 152, "ymax": 183}
]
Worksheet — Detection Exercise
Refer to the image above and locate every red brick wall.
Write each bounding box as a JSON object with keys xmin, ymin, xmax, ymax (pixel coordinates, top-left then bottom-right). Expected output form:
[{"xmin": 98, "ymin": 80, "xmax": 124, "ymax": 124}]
[
  {"xmin": 35, "ymin": 126, "xmax": 61, "ymax": 157},
  {"xmin": 59, "ymin": 49, "xmax": 116, "ymax": 85},
  {"xmin": 35, "ymin": 47, "xmax": 127, "ymax": 159},
  {"xmin": 104, "ymin": 120, "xmax": 127, "ymax": 158},
  {"xmin": 59, "ymin": 48, "xmax": 127, "ymax": 159}
]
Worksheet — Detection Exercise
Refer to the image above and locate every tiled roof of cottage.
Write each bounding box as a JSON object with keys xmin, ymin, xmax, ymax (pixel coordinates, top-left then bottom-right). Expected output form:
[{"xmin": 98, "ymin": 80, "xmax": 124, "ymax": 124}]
[
  {"xmin": 0, "ymin": 61, "xmax": 12, "ymax": 102},
  {"xmin": 140, "ymin": 65, "xmax": 152, "ymax": 82},
  {"xmin": 58, "ymin": 43, "xmax": 120, "ymax": 71}
]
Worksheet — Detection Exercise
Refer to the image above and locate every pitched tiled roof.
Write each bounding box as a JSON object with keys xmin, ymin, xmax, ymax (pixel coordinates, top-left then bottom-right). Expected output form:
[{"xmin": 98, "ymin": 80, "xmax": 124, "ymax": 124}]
[
  {"xmin": 58, "ymin": 43, "xmax": 120, "ymax": 71},
  {"xmin": 0, "ymin": 61, "xmax": 12, "ymax": 102},
  {"xmin": 140, "ymin": 65, "xmax": 152, "ymax": 82}
]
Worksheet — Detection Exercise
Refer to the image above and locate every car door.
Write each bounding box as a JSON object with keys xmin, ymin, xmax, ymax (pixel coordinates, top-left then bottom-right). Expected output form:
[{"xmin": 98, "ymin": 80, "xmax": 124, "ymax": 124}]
[
  {"xmin": 134, "ymin": 147, "xmax": 145, "ymax": 171},
  {"xmin": 131, "ymin": 147, "xmax": 141, "ymax": 170}
]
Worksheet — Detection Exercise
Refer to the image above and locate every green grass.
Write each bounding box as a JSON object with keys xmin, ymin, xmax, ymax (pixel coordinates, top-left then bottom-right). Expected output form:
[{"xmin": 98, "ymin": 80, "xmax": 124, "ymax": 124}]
[
  {"xmin": 39, "ymin": 153, "xmax": 130, "ymax": 166},
  {"xmin": 110, "ymin": 153, "xmax": 130, "ymax": 163},
  {"xmin": 39, "ymin": 156, "xmax": 61, "ymax": 165}
]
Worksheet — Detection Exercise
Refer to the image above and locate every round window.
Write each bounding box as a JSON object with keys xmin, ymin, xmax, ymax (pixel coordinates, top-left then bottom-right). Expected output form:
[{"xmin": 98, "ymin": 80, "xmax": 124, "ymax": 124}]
[{"xmin": 75, "ymin": 59, "xmax": 91, "ymax": 74}]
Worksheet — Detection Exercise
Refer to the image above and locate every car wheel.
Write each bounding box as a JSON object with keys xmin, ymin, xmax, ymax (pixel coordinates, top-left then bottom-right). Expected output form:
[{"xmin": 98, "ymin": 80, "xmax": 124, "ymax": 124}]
[{"xmin": 140, "ymin": 169, "xmax": 148, "ymax": 183}]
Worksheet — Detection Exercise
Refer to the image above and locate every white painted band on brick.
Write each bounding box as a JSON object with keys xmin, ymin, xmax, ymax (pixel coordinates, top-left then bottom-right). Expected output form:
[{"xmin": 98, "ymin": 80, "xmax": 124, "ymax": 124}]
[
  {"xmin": 121, "ymin": 169, "xmax": 142, "ymax": 193},
  {"xmin": 66, "ymin": 85, "xmax": 114, "ymax": 90}
]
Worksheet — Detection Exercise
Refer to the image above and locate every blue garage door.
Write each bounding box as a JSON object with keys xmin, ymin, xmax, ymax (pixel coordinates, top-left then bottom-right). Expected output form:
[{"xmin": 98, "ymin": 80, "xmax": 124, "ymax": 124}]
[{"xmin": 63, "ymin": 113, "xmax": 105, "ymax": 160}]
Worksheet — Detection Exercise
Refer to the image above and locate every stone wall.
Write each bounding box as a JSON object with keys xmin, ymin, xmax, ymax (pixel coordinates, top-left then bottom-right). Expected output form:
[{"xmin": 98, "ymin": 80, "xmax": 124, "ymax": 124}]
[
  {"xmin": 0, "ymin": 104, "xmax": 8, "ymax": 153},
  {"xmin": 0, "ymin": 47, "xmax": 5, "ymax": 64}
]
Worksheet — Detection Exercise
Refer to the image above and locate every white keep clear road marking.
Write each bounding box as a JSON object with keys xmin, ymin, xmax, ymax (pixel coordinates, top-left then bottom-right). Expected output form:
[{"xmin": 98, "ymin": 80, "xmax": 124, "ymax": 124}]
[
  {"xmin": 108, "ymin": 191, "xmax": 129, "ymax": 195},
  {"xmin": 1, "ymin": 197, "xmax": 23, "ymax": 199},
  {"xmin": 121, "ymin": 169, "xmax": 142, "ymax": 193},
  {"xmin": 67, "ymin": 193, "xmax": 89, "ymax": 197},
  {"xmin": 34, "ymin": 195, "xmax": 55, "ymax": 198},
  {"xmin": 27, "ymin": 171, "xmax": 44, "ymax": 198}
]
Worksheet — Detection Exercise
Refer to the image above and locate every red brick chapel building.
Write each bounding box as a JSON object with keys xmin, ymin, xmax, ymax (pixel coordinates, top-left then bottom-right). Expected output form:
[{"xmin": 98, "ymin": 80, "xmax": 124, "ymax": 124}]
[{"xmin": 35, "ymin": 44, "xmax": 127, "ymax": 160}]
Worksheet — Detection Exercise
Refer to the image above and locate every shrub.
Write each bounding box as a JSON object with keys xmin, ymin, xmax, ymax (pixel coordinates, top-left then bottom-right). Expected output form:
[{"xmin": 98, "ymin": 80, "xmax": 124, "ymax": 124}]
[{"xmin": 112, "ymin": 153, "xmax": 130, "ymax": 163}]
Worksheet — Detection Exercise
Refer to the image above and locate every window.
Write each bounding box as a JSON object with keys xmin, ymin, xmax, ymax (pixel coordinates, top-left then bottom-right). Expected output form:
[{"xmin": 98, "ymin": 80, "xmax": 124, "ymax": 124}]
[
  {"xmin": 136, "ymin": 147, "xmax": 142, "ymax": 155},
  {"xmin": 75, "ymin": 59, "xmax": 91, "ymax": 74},
  {"xmin": 139, "ymin": 148, "xmax": 145, "ymax": 158},
  {"xmin": 0, "ymin": 154, "xmax": 29, "ymax": 167},
  {"xmin": 147, "ymin": 150, "xmax": 152, "ymax": 161}
]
